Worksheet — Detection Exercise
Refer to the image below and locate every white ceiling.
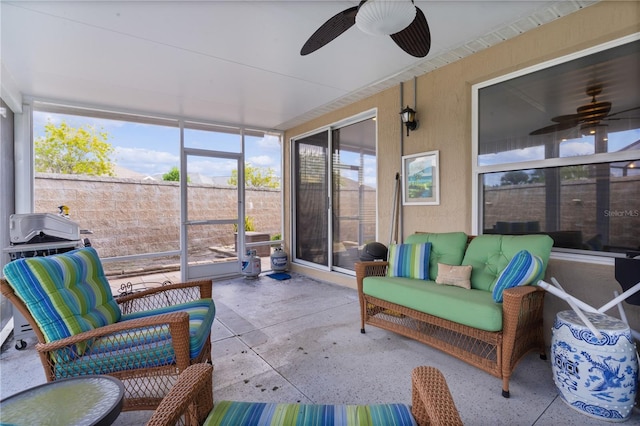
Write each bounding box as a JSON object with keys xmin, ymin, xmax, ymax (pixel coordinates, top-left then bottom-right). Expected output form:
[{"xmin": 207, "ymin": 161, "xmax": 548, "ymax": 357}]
[{"xmin": 1, "ymin": 1, "xmax": 597, "ymax": 131}]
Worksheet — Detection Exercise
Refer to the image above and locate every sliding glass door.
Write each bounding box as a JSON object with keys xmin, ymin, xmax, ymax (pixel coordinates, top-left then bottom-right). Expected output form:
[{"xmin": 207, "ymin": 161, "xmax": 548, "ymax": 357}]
[
  {"xmin": 294, "ymin": 132, "xmax": 329, "ymax": 266},
  {"xmin": 331, "ymin": 121, "xmax": 377, "ymax": 270},
  {"xmin": 292, "ymin": 115, "xmax": 377, "ymax": 273}
]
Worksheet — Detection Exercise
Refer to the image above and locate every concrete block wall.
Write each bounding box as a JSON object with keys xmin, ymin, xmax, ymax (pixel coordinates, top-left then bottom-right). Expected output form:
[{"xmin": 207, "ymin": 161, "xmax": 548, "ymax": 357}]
[
  {"xmin": 34, "ymin": 173, "xmax": 281, "ymax": 258},
  {"xmin": 484, "ymin": 176, "xmax": 639, "ymax": 250},
  {"xmin": 33, "ymin": 173, "xmax": 638, "ymax": 260}
]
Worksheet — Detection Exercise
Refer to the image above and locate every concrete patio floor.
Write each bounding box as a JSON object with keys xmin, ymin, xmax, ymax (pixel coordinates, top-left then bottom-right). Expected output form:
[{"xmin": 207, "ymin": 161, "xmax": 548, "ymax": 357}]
[{"xmin": 1, "ymin": 271, "xmax": 639, "ymax": 425}]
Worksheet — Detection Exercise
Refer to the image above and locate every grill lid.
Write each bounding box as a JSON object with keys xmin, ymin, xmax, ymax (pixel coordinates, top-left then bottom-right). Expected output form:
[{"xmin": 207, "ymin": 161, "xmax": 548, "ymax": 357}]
[{"xmin": 9, "ymin": 213, "xmax": 80, "ymax": 244}]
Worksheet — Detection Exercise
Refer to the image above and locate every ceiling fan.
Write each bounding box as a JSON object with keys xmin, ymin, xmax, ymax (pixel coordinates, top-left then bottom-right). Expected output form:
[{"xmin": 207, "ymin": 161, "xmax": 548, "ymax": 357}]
[
  {"xmin": 300, "ymin": 0, "xmax": 431, "ymax": 58},
  {"xmin": 529, "ymin": 85, "xmax": 640, "ymax": 136}
]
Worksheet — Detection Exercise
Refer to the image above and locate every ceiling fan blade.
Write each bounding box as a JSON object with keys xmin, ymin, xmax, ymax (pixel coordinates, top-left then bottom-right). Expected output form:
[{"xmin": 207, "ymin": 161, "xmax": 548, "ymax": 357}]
[
  {"xmin": 390, "ymin": 6, "xmax": 431, "ymax": 58},
  {"xmin": 604, "ymin": 105, "xmax": 640, "ymax": 118},
  {"xmin": 529, "ymin": 120, "xmax": 579, "ymax": 136},
  {"xmin": 300, "ymin": 6, "xmax": 358, "ymax": 56},
  {"xmin": 551, "ymin": 114, "xmax": 581, "ymax": 123}
]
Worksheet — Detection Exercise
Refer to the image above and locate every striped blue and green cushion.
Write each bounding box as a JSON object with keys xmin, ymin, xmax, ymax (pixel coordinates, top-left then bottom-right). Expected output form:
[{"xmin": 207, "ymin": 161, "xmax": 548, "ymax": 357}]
[
  {"xmin": 387, "ymin": 243, "xmax": 431, "ymax": 280},
  {"xmin": 53, "ymin": 298, "xmax": 215, "ymax": 376},
  {"xmin": 491, "ymin": 250, "xmax": 544, "ymax": 302},
  {"xmin": 121, "ymin": 298, "xmax": 215, "ymax": 358},
  {"xmin": 205, "ymin": 401, "xmax": 416, "ymax": 426},
  {"xmin": 2, "ymin": 247, "xmax": 121, "ymax": 352}
]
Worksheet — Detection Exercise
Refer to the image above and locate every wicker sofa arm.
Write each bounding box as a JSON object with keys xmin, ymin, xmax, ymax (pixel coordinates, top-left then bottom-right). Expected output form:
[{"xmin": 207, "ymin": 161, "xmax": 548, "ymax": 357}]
[
  {"xmin": 411, "ymin": 366, "xmax": 462, "ymax": 426},
  {"xmin": 116, "ymin": 279, "xmax": 212, "ymax": 314},
  {"xmin": 500, "ymin": 285, "xmax": 546, "ymax": 395},
  {"xmin": 501, "ymin": 286, "xmax": 545, "ymax": 338},
  {"xmin": 146, "ymin": 363, "xmax": 214, "ymax": 426},
  {"xmin": 36, "ymin": 311, "xmax": 190, "ymax": 351},
  {"xmin": 355, "ymin": 261, "xmax": 388, "ymax": 291}
]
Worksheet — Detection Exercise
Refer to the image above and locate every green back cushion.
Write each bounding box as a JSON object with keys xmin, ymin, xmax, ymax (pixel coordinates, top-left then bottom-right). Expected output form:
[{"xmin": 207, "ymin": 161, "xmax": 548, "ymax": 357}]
[
  {"xmin": 387, "ymin": 243, "xmax": 431, "ymax": 279},
  {"xmin": 3, "ymin": 247, "xmax": 121, "ymax": 348},
  {"xmin": 462, "ymin": 234, "xmax": 553, "ymax": 292},
  {"xmin": 205, "ymin": 400, "xmax": 417, "ymax": 426},
  {"xmin": 404, "ymin": 232, "xmax": 468, "ymax": 280}
]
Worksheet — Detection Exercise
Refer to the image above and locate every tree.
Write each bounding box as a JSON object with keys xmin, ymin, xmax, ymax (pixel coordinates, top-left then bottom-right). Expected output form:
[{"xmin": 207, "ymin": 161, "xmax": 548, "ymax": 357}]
[
  {"xmin": 228, "ymin": 164, "xmax": 279, "ymax": 188},
  {"xmin": 163, "ymin": 166, "xmax": 180, "ymax": 181},
  {"xmin": 529, "ymin": 169, "xmax": 545, "ymax": 183},
  {"xmin": 561, "ymin": 165, "xmax": 589, "ymax": 180},
  {"xmin": 500, "ymin": 170, "xmax": 530, "ymax": 185},
  {"xmin": 162, "ymin": 166, "xmax": 191, "ymax": 182},
  {"xmin": 35, "ymin": 121, "xmax": 115, "ymax": 176}
]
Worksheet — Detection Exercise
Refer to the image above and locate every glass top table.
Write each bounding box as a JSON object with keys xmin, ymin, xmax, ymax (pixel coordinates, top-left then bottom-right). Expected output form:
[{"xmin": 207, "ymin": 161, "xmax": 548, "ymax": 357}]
[{"xmin": 0, "ymin": 375, "xmax": 124, "ymax": 426}]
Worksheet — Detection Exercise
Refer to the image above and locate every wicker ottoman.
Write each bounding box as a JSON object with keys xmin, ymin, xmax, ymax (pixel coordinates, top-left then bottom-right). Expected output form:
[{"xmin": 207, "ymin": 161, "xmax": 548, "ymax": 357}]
[{"xmin": 146, "ymin": 365, "xmax": 463, "ymax": 426}]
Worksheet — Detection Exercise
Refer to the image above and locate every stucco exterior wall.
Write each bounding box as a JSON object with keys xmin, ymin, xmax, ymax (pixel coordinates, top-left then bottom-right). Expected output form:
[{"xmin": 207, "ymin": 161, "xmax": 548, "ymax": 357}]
[{"xmin": 284, "ymin": 2, "xmax": 640, "ymax": 338}]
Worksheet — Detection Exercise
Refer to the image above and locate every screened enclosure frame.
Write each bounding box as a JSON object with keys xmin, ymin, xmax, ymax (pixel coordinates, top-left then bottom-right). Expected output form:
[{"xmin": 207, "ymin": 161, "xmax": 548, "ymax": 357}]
[{"xmin": 15, "ymin": 98, "xmax": 285, "ymax": 280}]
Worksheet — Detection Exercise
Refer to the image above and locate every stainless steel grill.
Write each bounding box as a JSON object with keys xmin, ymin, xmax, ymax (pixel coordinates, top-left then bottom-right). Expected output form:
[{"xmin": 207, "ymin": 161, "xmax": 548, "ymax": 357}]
[{"xmin": 3, "ymin": 213, "xmax": 84, "ymax": 349}]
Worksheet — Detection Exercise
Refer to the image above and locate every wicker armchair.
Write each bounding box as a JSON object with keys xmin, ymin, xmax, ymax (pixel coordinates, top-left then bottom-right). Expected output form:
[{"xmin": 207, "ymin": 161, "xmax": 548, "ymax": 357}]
[
  {"xmin": 1, "ymin": 247, "xmax": 215, "ymax": 411},
  {"xmin": 146, "ymin": 364, "xmax": 462, "ymax": 426}
]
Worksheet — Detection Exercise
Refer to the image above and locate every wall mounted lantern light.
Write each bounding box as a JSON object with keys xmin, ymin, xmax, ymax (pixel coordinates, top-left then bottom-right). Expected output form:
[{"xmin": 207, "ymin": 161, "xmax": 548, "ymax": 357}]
[{"xmin": 400, "ymin": 105, "xmax": 418, "ymax": 136}]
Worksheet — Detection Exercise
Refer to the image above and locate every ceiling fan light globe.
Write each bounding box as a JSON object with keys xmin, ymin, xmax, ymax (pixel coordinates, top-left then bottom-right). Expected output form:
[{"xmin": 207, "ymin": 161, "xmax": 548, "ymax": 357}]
[{"xmin": 356, "ymin": 0, "xmax": 416, "ymax": 36}]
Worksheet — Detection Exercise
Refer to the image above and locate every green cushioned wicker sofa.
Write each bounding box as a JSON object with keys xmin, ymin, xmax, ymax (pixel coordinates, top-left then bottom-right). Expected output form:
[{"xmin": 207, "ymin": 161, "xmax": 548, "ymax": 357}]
[{"xmin": 355, "ymin": 232, "xmax": 554, "ymax": 398}]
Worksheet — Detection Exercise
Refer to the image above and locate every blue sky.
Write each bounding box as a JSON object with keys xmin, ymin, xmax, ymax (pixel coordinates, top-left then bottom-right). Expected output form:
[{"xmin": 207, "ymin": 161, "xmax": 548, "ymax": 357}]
[
  {"xmin": 33, "ymin": 110, "xmax": 637, "ymax": 186},
  {"xmin": 33, "ymin": 111, "xmax": 282, "ymax": 179},
  {"xmin": 478, "ymin": 128, "xmax": 640, "ymax": 167}
]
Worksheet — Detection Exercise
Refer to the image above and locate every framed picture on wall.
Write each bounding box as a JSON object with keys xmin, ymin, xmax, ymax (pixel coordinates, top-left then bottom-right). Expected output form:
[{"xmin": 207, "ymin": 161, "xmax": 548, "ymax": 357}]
[{"xmin": 402, "ymin": 150, "xmax": 439, "ymax": 205}]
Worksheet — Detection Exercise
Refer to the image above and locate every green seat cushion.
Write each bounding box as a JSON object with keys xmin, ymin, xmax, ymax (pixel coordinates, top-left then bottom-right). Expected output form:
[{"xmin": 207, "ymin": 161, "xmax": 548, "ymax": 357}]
[
  {"xmin": 3, "ymin": 247, "xmax": 121, "ymax": 353},
  {"xmin": 404, "ymin": 232, "xmax": 468, "ymax": 280},
  {"xmin": 204, "ymin": 400, "xmax": 416, "ymax": 426},
  {"xmin": 462, "ymin": 234, "xmax": 553, "ymax": 291},
  {"xmin": 363, "ymin": 276, "xmax": 503, "ymax": 332}
]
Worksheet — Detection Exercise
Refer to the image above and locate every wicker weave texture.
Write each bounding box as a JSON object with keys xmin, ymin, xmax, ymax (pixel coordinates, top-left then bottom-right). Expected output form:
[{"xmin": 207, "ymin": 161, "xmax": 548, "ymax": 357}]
[
  {"xmin": 0, "ymin": 278, "xmax": 214, "ymax": 411},
  {"xmin": 356, "ymin": 260, "xmax": 546, "ymax": 397},
  {"xmin": 147, "ymin": 363, "xmax": 214, "ymax": 426},
  {"xmin": 147, "ymin": 365, "xmax": 461, "ymax": 426},
  {"xmin": 412, "ymin": 366, "xmax": 463, "ymax": 426}
]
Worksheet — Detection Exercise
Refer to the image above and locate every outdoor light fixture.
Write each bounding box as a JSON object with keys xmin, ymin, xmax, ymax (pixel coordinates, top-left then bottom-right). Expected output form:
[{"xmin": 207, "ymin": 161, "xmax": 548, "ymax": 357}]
[
  {"xmin": 400, "ymin": 105, "xmax": 417, "ymax": 136},
  {"xmin": 355, "ymin": 0, "xmax": 416, "ymax": 36}
]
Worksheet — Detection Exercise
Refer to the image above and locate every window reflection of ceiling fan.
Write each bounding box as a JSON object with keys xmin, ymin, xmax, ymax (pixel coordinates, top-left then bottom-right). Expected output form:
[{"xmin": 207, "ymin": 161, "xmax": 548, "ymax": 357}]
[{"xmin": 529, "ymin": 85, "xmax": 640, "ymax": 136}]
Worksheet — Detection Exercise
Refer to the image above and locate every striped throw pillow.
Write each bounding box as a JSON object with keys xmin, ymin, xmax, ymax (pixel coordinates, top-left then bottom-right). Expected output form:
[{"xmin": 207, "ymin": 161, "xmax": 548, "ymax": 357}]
[
  {"xmin": 491, "ymin": 250, "xmax": 543, "ymax": 302},
  {"xmin": 387, "ymin": 243, "xmax": 431, "ymax": 280}
]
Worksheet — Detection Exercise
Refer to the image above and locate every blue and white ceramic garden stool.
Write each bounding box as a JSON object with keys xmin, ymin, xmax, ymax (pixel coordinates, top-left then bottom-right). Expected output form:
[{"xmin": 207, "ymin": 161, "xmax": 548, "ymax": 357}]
[{"xmin": 551, "ymin": 310, "xmax": 638, "ymax": 422}]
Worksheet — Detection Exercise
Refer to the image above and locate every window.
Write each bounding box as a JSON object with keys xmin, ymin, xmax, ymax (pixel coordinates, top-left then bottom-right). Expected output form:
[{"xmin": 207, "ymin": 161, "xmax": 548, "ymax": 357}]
[{"xmin": 473, "ymin": 36, "xmax": 640, "ymax": 257}]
